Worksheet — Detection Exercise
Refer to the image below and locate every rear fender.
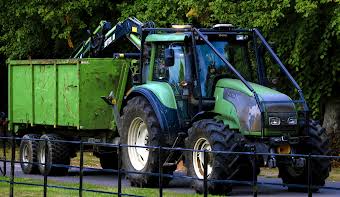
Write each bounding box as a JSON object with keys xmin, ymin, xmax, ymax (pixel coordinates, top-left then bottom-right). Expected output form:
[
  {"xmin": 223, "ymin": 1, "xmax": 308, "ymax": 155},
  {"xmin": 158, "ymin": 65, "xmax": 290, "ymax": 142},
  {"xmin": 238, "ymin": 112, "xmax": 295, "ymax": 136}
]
[{"xmin": 125, "ymin": 82, "xmax": 180, "ymax": 144}]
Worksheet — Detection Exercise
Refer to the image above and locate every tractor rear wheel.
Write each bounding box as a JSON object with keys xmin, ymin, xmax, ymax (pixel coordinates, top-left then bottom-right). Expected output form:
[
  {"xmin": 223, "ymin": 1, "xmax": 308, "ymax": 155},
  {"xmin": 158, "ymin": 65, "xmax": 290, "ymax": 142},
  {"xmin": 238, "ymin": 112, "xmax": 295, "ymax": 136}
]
[
  {"xmin": 37, "ymin": 134, "xmax": 71, "ymax": 176},
  {"xmin": 120, "ymin": 96, "xmax": 175, "ymax": 187},
  {"xmin": 278, "ymin": 120, "xmax": 330, "ymax": 191},
  {"xmin": 185, "ymin": 119, "xmax": 246, "ymax": 195},
  {"xmin": 20, "ymin": 134, "xmax": 40, "ymax": 174}
]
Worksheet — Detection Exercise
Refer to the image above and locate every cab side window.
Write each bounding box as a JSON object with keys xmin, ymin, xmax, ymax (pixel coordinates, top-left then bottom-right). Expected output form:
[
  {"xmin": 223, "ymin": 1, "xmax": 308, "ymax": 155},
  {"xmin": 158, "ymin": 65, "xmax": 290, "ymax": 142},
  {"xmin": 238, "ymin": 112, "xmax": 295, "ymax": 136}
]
[{"xmin": 153, "ymin": 44, "xmax": 187, "ymax": 89}]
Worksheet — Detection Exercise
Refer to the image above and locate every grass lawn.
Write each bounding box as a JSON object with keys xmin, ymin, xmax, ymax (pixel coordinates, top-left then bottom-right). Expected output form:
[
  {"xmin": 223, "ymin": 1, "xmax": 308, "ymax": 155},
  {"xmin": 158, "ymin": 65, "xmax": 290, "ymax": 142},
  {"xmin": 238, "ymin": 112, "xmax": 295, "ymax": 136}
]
[{"xmin": 0, "ymin": 177, "xmax": 202, "ymax": 197}]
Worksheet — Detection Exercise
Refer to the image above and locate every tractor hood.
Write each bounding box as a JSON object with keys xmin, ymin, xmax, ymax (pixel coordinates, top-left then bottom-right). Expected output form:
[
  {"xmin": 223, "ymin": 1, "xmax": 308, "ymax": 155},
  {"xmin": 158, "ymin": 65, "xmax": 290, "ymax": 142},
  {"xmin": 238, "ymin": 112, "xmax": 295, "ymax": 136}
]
[
  {"xmin": 215, "ymin": 79, "xmax": 296, "ymax": 132},
  {"xmin": 216, "ymin": 79, "xmax": 293, "ymax": 105}
]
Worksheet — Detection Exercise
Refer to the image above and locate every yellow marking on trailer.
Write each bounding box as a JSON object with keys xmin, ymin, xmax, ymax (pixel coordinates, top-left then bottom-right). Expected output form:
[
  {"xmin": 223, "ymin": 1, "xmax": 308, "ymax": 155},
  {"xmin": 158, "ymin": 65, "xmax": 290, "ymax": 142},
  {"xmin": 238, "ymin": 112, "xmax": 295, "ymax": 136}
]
[
  {"xmin": 132, "ymin": 26, "xmax": 138, "ymax": 33},
  {"xmin": 119, "ymin": 54, "xmax": 124, "ymax": 58}
]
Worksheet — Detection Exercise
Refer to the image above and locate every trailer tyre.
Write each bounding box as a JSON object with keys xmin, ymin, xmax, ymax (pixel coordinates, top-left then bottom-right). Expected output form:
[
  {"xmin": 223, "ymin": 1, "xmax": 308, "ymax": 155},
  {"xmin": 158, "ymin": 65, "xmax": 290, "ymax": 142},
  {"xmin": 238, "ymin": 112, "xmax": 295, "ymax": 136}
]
[
  {"xmin": 278, "ymin": 120, "xmax": 330, "ymax": 191},
  {"xmin": 37, "ymin": 134, "xmax": 71, "ymax": 176},
  {"xmin": 20, "ymin": 134, "xmax": 40, "ymax": 174},
  {"xmin": 120, "ymin": 96, "xmax": 175, "ymax": 187},
  {"xmin": 185, "ymin": 119, "xmax": 246, "ymax": 195}
]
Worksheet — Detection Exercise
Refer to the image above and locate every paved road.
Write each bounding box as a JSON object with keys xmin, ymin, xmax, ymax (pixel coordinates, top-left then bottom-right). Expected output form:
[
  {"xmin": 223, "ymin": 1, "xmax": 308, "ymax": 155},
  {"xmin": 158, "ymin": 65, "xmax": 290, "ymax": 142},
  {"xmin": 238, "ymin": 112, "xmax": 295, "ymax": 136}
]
[{"xmin": 1, "ymin": 163, "xmax": 339, "ymax": 196}]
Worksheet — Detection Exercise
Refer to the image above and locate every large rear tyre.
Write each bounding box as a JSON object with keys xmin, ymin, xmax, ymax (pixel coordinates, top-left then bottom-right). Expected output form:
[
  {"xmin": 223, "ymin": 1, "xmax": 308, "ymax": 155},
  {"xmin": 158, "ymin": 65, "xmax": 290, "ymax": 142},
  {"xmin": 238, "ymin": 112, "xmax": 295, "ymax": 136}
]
[
  {"xmin": 37, "ymin": 134, "xmax": 71, "ymax": 176},
  {"xmin": 120, "ymin": 96, "xmax": 175, "ymax": 187},
  {"xmin": 278, "ymin": 120, "xmax": 330, "ymax": 191},
  {"xmin": 185, "ymin": 119, "xmax": 246, "ymax": 195},
  {"xmin": 20, "ymin": 134, "xmax": 40, "ymax": 174}
]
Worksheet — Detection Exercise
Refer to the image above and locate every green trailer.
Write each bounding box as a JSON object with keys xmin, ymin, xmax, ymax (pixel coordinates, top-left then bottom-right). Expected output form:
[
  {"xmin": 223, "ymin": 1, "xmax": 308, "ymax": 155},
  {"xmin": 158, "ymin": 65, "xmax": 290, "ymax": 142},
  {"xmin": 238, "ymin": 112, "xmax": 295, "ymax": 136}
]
[{"xmin": 8, "ymin": 58, "xmax": 129, "ymax": 132}]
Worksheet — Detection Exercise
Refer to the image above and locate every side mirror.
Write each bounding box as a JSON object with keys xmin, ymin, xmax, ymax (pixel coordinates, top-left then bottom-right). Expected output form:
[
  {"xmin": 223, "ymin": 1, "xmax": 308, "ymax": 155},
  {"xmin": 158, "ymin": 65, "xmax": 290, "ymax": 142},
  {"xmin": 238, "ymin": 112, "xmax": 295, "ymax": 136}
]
[{"xmin": 164, "ymin": 48, "xmax": 174, "ymax": 67}]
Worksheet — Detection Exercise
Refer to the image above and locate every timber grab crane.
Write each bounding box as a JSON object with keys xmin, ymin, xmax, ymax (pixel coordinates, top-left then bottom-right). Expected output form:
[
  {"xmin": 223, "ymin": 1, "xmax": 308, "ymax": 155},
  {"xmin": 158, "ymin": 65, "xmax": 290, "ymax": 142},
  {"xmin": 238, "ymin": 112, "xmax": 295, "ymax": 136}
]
[{"xmin": 72, "ymin": 17, "xmax": 152, "ymax": 58}]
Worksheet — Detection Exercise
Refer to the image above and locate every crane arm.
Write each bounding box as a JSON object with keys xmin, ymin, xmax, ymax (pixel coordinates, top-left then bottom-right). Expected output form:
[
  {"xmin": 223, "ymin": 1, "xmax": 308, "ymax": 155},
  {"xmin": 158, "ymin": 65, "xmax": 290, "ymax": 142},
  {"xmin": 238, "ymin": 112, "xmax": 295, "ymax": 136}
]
[{"xmin": 73, "ymin": 17, "xmax": 146, "ymax": 58}]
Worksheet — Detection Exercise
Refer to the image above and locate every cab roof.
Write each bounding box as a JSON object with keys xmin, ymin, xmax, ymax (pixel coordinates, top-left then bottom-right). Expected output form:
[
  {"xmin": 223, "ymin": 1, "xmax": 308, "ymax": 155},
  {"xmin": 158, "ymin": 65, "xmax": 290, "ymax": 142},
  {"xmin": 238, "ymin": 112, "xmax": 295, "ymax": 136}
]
[{"xmin": 145, "ymin": 33, "xmax": 190, "ymax": 42}]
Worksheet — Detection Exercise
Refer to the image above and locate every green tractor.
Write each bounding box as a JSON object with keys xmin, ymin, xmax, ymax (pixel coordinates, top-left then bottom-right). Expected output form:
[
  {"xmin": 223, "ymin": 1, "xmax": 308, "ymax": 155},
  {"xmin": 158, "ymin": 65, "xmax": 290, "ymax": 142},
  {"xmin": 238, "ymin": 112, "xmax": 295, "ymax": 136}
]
[
  {"xmin": 7, "ymin": 17, "xmax": 330, "ymax": 195},
  {"xmin": 75, "ymin": 18, "xmax": 329, "ymax": 194}
]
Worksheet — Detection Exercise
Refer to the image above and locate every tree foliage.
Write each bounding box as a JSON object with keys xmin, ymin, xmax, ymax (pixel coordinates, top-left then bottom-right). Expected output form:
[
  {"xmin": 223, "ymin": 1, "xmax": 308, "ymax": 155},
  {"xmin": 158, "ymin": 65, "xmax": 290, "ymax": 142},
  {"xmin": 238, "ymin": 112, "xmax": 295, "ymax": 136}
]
[
  {"xmin": 0, "ymin": 0, "xmax": 339, "ymax": 117},
  {"xmin": 0, "ymin": 0, "xmax": 119, "ymax": 58}
]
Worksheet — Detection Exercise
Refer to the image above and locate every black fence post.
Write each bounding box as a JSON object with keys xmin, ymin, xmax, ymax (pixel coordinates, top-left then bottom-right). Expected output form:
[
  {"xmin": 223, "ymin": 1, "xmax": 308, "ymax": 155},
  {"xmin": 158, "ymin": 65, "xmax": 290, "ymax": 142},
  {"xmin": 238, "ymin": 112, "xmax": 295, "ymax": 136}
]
[
  {"xmin": 2, "ymin": 130, "xmax": 7, "ymax": 176},
  {"xmin": 203, "ymin": 149, "xmax": 208, "ymax": 197},
  {"xmin": 307, "ymin": 153, "xmax": 312, "ymax": 197},
  {"xmin": 158, "ymin": 146, "xmax": 163, "ymax": 197},
  {"xmin": 9, "ymin": 135, "xmax": 15, "ymax": 197},
  {"xmin": 252, "ymin": 151, "xmax": 257, "ymax": 197},
  {"xmin": 117, "ymin": 144, "xmax": 122, "ymax": 197},
  {"xmin": 79, "ymin": 141, "xmax": 84, "ymax": 197},
  {"xmin": 43, "ymin": 139, "xmax": 48, "ymax": 197}
]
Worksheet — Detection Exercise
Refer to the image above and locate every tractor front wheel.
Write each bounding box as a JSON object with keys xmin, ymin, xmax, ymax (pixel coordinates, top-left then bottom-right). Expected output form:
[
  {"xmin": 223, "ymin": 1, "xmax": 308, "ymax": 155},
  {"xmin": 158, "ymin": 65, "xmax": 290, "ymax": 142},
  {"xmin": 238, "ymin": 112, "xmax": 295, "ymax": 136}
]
[{"xmin": 278, "ymin": 120, "xmax": 330, "ymax": 191}]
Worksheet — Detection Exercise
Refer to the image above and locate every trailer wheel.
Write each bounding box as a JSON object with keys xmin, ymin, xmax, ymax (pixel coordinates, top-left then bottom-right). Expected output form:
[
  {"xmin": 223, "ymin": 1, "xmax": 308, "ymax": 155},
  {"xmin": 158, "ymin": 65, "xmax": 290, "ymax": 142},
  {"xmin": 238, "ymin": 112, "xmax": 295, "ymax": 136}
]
[
  {"xmin": 37, "ymin": 134, "xmax": 71, "ymax": 176},
  {"xmin": 20, "ymin": 134, "xmax": 40, "ymax": 174},
  {"xmin": 278, "ymin": 120, "xmax": 330, "ymax": 191},
  {"xmin": 120, "ymin": 96, "xmax": 175, "ymax": 187},
  {"xmin": 185, "ymin": 119, "xmax": 246, "ymax": 195},
  {"xmin": 99, "ymin": 152, "xmax": 118, "ymax": 170}
]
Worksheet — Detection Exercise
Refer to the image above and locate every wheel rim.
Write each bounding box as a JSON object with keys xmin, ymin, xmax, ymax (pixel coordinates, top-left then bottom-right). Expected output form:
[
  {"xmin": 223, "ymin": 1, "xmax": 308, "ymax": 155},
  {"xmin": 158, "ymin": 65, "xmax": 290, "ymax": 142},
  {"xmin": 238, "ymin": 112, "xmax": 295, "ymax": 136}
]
[
  {"xmin": 127, "ymin": 117, "xmax": 149, "ymax": 171},
  {"xmin": 193, "ymin": 138, "xmax": 212, "ymax": 179},
  {"xmin": 22, "ymin": 143, "xmax": 29, "ymax": 167},
  {"xmin": 40, "ymin": 145, "xmax": 46, "ymax": 165}
]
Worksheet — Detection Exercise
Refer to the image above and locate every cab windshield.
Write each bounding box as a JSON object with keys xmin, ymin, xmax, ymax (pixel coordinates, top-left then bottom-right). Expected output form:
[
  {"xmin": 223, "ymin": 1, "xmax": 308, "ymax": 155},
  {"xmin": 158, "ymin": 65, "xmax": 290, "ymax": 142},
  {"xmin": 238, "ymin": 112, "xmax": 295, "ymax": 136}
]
[{"xmin": 196, "ymin": 40, "xmax": 257, "ymax": 97}]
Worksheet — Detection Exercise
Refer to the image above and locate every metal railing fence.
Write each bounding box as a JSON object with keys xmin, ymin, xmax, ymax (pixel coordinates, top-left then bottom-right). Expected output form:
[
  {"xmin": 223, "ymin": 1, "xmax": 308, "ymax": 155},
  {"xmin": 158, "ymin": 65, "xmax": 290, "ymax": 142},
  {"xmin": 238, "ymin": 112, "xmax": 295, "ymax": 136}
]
[{"xmin": 0, "ymin": 136, "xmax": 339, "ymax": 197}]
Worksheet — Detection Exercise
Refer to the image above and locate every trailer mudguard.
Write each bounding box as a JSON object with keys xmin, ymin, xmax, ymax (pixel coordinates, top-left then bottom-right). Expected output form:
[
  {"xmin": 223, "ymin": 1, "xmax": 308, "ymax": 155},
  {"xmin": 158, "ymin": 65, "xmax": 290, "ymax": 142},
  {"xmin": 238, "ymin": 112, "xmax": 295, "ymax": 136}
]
[{"xmin": 126, "ymin": 82, "xmax": 180, "ymax": 144}]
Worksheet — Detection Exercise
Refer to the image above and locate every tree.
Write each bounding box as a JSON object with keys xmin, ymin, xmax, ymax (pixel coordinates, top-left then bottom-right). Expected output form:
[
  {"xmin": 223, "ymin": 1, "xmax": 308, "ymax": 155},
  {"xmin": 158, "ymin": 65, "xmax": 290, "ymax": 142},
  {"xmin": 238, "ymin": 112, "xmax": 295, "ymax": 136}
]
[{"xmin": 0, "ymin": 0, "xmax": 119, "ymax": 59}]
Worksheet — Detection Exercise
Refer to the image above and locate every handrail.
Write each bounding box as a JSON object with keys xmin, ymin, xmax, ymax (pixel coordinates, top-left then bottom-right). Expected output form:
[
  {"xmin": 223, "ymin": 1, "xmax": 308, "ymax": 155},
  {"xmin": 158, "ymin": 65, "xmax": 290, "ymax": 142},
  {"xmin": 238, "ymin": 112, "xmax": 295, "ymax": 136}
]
[{"xmin": 0, "ymin": 136, "xmax": 336, "ymax": 197}]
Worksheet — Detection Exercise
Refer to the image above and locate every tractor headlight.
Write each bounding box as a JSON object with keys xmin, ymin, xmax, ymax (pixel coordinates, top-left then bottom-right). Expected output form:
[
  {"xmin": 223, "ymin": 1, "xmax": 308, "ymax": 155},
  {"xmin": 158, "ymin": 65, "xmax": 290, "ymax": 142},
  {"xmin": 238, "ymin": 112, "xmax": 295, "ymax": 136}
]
[
  {"xmin": 269, "ymin": 117, "xmax": 281, "ymax": 126},
  {"xmin": 287, "ymin": 117, "xmax": 297, "ymax": 125}
]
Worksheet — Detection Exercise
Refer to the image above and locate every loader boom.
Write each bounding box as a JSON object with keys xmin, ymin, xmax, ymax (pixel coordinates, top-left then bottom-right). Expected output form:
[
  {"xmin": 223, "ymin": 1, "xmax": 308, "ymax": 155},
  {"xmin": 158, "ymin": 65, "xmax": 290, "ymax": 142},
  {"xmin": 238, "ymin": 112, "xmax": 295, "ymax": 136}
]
[{"xmin": 73, "ymin": 17, "xmax": 146, "ymax": 58}]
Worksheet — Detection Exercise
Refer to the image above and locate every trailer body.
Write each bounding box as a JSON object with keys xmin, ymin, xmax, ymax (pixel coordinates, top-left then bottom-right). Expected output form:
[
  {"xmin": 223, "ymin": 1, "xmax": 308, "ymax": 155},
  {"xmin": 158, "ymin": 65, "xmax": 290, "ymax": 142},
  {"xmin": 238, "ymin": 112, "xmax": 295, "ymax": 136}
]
[{"xmin": 8, "ymin": 58, "xmax": 129, "ymax": 132}]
